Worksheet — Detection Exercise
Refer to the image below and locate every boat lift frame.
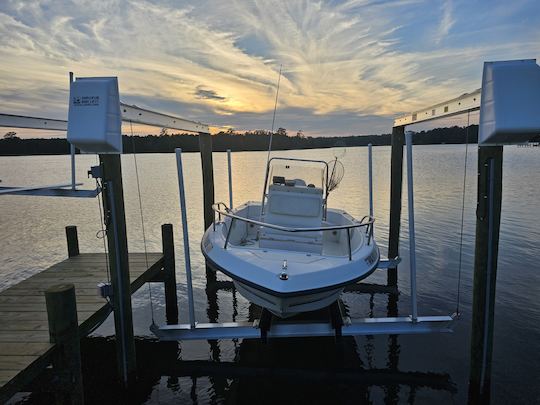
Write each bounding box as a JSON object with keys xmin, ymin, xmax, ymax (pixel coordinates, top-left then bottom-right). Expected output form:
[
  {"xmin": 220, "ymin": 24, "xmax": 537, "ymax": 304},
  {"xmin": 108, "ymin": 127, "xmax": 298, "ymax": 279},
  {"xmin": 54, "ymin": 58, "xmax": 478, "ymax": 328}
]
[
  {"xmin": 0, "ymin": 71, "xmax": 208, "ymax": 199},
  {"xmin": 151, "ymin": 144, "xmax": 455, "ymax": 342},
  {"xmin": 0, "ymin": 75, "xmax": 459, "ymax": 341}
]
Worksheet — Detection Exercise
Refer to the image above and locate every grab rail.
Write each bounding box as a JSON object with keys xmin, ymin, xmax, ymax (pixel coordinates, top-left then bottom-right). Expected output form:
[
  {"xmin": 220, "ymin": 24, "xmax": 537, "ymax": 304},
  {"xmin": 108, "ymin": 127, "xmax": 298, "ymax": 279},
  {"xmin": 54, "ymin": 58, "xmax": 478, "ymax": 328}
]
[{"xmin": 212, "ymin": 203, "xmax": 375, "ymax": 259}]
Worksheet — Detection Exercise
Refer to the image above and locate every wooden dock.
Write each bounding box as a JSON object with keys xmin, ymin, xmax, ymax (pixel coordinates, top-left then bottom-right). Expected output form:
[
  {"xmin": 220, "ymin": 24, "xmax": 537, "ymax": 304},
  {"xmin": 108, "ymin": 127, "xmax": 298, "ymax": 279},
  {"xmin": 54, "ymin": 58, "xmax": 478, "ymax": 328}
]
[{"xmin": 0, "ymin": 225, "xmax": 176, "ymax": 403}]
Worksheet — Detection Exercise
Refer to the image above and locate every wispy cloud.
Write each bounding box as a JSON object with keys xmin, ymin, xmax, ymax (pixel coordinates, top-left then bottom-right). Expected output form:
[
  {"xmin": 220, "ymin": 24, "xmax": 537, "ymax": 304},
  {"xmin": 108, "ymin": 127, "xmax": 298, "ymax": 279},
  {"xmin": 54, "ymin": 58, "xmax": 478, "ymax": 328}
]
[
  {"xmin": 0, "ymin": 0, "xmax": 539, "ymax": 136},
  {"xmin": 435, "ymin": 0, "xmax": 455, "ymax": 44},
  {"xmin": 194, "ymin": 86, "xmax": 226, "ymax": 101}
]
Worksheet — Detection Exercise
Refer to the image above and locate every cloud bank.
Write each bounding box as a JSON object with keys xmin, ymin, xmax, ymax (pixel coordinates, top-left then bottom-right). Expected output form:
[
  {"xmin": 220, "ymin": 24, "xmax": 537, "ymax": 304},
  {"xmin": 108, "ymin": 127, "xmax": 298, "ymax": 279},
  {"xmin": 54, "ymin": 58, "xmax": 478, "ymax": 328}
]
[{"xmin": 0, "ymin": 0, "xmax": 539, "ymax": 136}]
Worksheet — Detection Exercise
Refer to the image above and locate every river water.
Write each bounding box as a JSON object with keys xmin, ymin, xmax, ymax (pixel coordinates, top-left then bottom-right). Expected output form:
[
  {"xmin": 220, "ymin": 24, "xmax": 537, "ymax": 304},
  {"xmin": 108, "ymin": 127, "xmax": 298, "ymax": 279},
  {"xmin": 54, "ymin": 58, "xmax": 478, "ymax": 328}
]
[{"xmin": 0, "ymin": 145, "xmax": 539, "ymax": 404}]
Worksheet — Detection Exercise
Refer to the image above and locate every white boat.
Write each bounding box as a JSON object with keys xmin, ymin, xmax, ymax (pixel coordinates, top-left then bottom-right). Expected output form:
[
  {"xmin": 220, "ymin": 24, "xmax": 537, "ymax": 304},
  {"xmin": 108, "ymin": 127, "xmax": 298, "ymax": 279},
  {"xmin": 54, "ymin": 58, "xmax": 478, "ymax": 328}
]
[{"xmin": 201, "ymin": 157, "xmax": 379, "ymax": 318}]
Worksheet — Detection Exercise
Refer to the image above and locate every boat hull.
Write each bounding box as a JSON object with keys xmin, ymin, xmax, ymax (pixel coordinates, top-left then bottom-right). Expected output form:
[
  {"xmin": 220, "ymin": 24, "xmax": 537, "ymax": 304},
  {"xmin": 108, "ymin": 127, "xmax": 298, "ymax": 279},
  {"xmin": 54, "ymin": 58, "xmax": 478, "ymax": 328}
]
[
  {"xmin": 234, "ymin": 280, "xmax": 343, "ymax": 318},
  {"xmin": 202, "ymin": 202, "xmax": 380, "ymax": 318}
]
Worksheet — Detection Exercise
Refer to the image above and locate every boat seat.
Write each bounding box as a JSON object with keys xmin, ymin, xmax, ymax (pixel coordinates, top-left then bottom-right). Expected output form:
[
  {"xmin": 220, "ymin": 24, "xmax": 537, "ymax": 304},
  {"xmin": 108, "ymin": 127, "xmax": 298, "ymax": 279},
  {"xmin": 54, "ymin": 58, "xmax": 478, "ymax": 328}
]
[{"xmin": 259, "ymin": 184, "xmax": 324, "ymax": 254}]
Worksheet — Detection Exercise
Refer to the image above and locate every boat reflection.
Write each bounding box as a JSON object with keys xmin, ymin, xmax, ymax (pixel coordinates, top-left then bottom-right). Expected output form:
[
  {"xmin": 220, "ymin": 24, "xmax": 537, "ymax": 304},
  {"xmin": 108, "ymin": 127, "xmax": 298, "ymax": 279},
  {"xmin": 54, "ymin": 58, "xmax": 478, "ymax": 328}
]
[
  {"xmin": 21, "ymin": 277, "xmax": 456, "ymax": 404},
  {"xmin": 192, "ymin": 277, "xmax": 456, "ymax": 404}
]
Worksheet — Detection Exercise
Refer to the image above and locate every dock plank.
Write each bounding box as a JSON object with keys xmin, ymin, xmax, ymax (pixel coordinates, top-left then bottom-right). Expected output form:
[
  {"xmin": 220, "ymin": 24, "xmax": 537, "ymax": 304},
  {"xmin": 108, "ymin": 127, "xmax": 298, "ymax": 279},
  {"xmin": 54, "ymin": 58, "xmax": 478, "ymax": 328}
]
[
  {"xmin": 0, "ymin": 343, "xmax": 52, "ymax": 357},
  {"xmin": 0, "ymin": 295, "xmax": 107, "ymax": 304},
  {"xmin": 0, "ymin": 252, "xmax": 164, "ymax": 402},
  {"xmin": 0, "ymin": 370, "xmax": 19, "ymax": 387},
  {"xmin": 0, "ymin": 331, "xmax": 51, "ymax": 343},
  {"xmin": 0, "ymin": 311, "xmax": 101, "ymax": 322},
  {"xmin": 0, "ymin": 356, "xmax": 41, "ymax": 371}
]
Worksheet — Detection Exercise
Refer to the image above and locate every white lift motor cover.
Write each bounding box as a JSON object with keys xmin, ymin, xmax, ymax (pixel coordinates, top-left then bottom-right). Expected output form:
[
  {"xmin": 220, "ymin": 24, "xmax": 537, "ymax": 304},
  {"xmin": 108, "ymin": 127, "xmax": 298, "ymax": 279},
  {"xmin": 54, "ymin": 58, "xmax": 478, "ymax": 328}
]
[
  {"xmin": 479, "ymin": 59, "xmax": 540, "ymax": 145},
  {"xmin": 67, "ymin": 77, "xmax": 122, "ymax": 153}
]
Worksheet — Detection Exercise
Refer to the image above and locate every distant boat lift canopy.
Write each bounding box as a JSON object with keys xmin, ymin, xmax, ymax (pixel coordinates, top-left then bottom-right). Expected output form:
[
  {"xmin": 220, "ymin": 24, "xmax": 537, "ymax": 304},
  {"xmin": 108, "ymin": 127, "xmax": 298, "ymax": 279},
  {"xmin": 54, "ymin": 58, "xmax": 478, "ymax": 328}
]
[{"xmin": 394, "ymin": 88, "xmax": 481, "ymax": 127}]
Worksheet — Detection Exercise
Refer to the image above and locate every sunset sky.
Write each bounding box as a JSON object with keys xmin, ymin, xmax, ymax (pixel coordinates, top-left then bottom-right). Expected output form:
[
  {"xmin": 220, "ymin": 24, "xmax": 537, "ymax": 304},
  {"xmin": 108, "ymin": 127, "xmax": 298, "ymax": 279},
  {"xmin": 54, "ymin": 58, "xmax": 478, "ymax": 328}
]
[{"xmin": 1, "ymin": 0, "xmax": 539, "ymax": 137}]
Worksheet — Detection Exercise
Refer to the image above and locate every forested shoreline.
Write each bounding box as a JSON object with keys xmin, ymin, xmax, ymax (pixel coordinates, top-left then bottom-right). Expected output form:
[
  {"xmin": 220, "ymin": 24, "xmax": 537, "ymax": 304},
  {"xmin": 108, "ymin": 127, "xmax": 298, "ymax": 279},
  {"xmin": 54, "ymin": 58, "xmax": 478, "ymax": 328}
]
[{"xmin": 0, "ymin": 126, "xmax": 479, "ymax": 156}]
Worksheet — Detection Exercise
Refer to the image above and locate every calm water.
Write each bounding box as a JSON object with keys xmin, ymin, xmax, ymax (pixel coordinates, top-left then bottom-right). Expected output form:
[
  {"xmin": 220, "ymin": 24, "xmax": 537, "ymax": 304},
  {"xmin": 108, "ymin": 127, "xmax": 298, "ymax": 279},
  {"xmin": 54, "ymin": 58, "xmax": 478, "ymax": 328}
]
[{"xmin": 1, "ymin": 145, "xmax": 539, "ymax": 404}]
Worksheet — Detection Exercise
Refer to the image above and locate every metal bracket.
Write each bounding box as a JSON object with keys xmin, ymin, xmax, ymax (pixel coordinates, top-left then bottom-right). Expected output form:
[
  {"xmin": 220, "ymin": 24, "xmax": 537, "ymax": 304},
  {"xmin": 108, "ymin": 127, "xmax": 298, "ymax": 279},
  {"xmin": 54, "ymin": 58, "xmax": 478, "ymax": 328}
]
[
  {"xmin": 97, "ymin": 282, "xmax": 113, "ymax": 299},
  {"xmin": 88, "ymin": 165, "xmax": 103, "ymax": 179},
  {"xmin": 377, "ymin": 257, "xmax": 402, "ymax": 269}
]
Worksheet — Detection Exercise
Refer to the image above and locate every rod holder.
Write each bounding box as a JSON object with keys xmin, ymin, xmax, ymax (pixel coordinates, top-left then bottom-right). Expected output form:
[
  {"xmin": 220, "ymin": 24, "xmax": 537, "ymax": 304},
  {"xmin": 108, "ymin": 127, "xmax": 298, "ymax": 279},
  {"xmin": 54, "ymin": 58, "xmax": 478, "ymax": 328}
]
[
  {"xmin": 368, "ymin": 143, "xmax": 373, "ymax": 218},
  {"xmin": 227, "ymin": 149, "xmax": 233, "ymax": 209}
]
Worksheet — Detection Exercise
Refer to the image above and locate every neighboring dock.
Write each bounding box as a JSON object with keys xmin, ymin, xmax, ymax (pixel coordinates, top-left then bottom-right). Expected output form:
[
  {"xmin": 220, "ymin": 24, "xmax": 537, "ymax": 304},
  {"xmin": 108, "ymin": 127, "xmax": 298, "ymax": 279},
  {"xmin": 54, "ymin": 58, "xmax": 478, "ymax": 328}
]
[{"xmin": 0, "ymin": 225, "xmax": 176, "ymax": 403}]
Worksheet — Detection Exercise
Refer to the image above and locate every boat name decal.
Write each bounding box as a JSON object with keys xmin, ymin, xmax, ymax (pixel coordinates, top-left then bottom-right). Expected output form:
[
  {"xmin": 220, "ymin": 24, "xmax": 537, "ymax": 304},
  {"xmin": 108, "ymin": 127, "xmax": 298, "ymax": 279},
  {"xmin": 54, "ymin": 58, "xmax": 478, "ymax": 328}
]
[
  {"xmin": 73, "ymin": 96, "xmax": 99, "ymax": 107},
  {"xmin": 365, "ymin": 250, "xmax": 378, "ymax": 265}
]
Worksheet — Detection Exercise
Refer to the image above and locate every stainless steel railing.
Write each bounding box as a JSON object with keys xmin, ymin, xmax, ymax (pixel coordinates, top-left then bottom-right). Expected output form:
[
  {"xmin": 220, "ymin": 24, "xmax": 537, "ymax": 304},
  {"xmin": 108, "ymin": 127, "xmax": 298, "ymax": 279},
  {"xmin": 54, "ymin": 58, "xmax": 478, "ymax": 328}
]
[{"xmin": 212, "ymin": 202, "xmax": 375, "ymax": 260}]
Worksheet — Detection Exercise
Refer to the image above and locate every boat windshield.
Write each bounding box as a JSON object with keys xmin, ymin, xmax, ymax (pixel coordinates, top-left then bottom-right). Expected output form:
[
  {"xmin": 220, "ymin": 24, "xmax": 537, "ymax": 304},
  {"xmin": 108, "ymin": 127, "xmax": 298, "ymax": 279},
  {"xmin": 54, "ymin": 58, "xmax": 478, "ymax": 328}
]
[{"xmin": 268, "ymin": 160, "xmax": 326, "ymax": 191}]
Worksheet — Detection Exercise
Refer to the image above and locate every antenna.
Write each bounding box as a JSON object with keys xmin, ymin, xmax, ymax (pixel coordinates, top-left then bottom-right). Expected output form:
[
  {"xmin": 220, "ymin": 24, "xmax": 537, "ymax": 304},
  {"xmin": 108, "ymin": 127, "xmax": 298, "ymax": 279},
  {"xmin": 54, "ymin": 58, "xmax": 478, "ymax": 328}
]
[
  {"xmin": 265, "ymin": 64, "xmax": 283, "ymax": 164},
  {"xmin": 260, "ymin": 65, "xmax": 283, "ymax": 220}
]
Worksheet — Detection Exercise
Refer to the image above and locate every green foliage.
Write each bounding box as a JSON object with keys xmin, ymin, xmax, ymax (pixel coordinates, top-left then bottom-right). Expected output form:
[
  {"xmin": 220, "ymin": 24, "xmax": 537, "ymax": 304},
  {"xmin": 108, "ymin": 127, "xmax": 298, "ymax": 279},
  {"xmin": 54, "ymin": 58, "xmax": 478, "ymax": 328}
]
[{"xmin": 0, "ymin": 126, "xmax": 479, "ymax": 156}]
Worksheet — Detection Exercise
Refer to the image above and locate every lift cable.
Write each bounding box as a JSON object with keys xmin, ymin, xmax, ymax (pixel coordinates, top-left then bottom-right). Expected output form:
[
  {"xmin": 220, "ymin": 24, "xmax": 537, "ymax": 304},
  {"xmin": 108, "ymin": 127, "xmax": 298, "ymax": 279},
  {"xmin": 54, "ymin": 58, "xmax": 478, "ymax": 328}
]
[
  {"xmin": 130, "ymin": 121, "xmax": 155, "ymax": 324},
  {"xmin": 94, "ymin": 155, "xmax": 113, "ymax": 308},
  {"xmin": 455, "ymin": 110, "xmax": 471, "ymax": 316}
]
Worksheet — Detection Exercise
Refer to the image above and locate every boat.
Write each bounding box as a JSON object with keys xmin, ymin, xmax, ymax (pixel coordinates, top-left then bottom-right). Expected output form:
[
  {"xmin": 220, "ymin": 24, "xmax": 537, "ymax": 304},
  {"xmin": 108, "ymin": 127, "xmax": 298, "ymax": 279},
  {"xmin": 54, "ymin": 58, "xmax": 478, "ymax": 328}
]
[{"xmin": 201, "ymin": 156, "xmax": 379, "ymax": 318}]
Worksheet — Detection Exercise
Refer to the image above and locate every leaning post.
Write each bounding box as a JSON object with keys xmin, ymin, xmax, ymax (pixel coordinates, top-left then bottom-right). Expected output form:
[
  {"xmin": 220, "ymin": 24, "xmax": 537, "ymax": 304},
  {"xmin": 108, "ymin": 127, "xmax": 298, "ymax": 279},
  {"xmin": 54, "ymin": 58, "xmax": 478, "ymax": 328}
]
[
  {"xmin": 65, "ymin": 225, "xmax": 80, "ymax": 257},
  {"xmin": 387, "ymin": 125, "xmax": 405, "ymax": 288},
  {"xmin": 162, "ymin": 223, "xmax": 179, "ymax": 324},
  {"xmin": 99, "ymin": 154, "xmax": 137, "ymax": 388},
  {"xmin": 45, "ymin": 283, "xmax": 84, "ymax": 405},
  {"xmin": 468, "ymin": 145, "xmax": 503, "ymax": 404}
]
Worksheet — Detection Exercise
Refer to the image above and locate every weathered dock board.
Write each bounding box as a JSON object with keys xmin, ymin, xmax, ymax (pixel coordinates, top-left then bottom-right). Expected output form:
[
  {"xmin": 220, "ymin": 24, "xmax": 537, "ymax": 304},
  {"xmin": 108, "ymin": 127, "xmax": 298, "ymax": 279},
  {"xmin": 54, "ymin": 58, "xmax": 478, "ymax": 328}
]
[{"xmin": 0, "ymin": 252, "xmax": 164, "ymax": 402}]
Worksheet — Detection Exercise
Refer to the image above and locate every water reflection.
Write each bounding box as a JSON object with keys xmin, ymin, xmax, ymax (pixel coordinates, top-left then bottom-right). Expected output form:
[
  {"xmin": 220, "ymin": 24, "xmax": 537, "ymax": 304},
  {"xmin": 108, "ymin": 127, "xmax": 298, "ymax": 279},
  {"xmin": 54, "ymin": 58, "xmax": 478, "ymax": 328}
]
[
  {"xmin": 6, "ymin": 145, "xmax": 539, "ymax": 403},
  {"xmin": 19, "ymin": 279, "xmax": 456, "ymax": 404}
]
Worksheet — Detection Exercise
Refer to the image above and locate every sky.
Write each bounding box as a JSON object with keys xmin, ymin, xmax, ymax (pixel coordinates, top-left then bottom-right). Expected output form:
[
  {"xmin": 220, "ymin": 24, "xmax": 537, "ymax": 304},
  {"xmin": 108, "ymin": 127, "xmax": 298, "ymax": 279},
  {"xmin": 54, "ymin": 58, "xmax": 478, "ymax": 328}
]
[{"xmin": 0, "ymin": 0, "xmax": 539, "ymax": 138}]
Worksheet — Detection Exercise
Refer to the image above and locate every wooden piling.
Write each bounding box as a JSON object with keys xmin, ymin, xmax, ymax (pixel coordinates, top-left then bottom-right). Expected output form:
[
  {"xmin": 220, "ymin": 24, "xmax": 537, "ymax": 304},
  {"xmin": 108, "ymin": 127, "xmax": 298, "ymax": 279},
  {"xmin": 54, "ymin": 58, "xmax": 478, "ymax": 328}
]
[
  {"xmin": 162, "ymin": 224, "xmax": 179, "ymax": 325},
  {"xmin": 198, "ymin": 131, "xmax": 217, "ymax": 284},
  {"xmin": 99, "ymin": 154, "xmax": 137, "ymax": 387},
  {"xmin": 198, "ymin": 132, "xmax": 215, "ymax": 230},
  {"xmin": 468, "ymin": 145, "xmax": 503, "ymax": 404},
  {"xmin": 387, "ymin": 125, "xmax": 405, "ymax": 287},
  {"xmin": 65, "ymin": 226, "xmax": 80, "ymax": 257},
  {"xmin": 45, "ymin": 283, "xmax": 84, "ymax": 405}
]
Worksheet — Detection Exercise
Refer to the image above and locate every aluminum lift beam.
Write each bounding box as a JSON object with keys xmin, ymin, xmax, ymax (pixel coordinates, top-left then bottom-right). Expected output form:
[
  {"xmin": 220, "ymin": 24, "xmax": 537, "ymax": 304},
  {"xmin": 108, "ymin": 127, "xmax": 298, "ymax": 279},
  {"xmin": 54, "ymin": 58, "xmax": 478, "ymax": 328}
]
[
  {"xmin": 0, "ymin": 103, "xmax": 209, "ymax": 133},
  {"xmin": 394, "ymin": 88, "xmax": 481, "ymax": 127},
  {"xmin": 151, "ymin": 315, "xmax": 454, "ymax": 341},
  {"xmin": 119, "ymin": 103, "xmax": 209, "ymax": 133}
]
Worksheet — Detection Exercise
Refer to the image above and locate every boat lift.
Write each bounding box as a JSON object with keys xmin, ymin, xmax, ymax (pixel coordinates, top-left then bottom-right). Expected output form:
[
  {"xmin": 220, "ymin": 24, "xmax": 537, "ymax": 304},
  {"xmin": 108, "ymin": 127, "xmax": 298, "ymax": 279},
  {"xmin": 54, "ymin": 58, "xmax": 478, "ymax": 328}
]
[
  {"xmin": 2, "ymin": 61, "xmax": 539, "ymax": 400},
  {"xmin": 1, "ymin": 73, "xmax": 458, "ymax": 341},
  {"xmin": 150, "ymin": 139, "xmax": 455, "ymax": 341}
]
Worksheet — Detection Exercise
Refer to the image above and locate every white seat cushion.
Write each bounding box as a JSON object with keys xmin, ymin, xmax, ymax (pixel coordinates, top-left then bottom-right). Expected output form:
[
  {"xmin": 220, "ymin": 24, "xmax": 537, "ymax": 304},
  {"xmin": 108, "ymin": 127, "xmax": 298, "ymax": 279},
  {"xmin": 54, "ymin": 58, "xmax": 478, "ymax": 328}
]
[{"xmin": 259, "ymin": 184, "xmax": 324, "ymax": 253}]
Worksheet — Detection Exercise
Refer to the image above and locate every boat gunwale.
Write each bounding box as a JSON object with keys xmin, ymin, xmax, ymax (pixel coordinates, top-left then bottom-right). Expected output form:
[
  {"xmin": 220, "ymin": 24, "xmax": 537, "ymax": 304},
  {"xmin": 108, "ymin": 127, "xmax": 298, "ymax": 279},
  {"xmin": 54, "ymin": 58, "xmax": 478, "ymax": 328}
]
[{"xmin": 201, "ymin": 234, "xmax": 381, "ymax": 298}]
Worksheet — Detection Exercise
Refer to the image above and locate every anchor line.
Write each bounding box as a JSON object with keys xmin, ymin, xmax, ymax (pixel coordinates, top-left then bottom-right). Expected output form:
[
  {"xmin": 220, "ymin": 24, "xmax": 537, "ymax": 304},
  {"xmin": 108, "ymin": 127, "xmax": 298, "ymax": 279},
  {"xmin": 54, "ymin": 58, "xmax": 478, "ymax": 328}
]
[{"xmin": 95, "ymin": 155, "xmax": 113, "ymax": 308}]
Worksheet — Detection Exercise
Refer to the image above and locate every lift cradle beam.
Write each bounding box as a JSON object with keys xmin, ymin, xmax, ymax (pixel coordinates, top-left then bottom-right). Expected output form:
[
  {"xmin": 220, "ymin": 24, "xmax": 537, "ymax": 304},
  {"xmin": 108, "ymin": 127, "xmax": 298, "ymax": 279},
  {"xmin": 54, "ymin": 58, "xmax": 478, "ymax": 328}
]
[{"xmin": 151, "ymin": 315, "xmax": 454, "ymax": 341}]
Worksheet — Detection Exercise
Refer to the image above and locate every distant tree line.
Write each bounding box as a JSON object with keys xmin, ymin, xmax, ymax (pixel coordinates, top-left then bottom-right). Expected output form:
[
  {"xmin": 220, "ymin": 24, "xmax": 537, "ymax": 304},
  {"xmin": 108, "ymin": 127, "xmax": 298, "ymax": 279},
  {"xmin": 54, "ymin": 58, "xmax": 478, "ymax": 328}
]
[{"xmin": 0, "ymin": 126, "xmax": 479, "ymax": 156}]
